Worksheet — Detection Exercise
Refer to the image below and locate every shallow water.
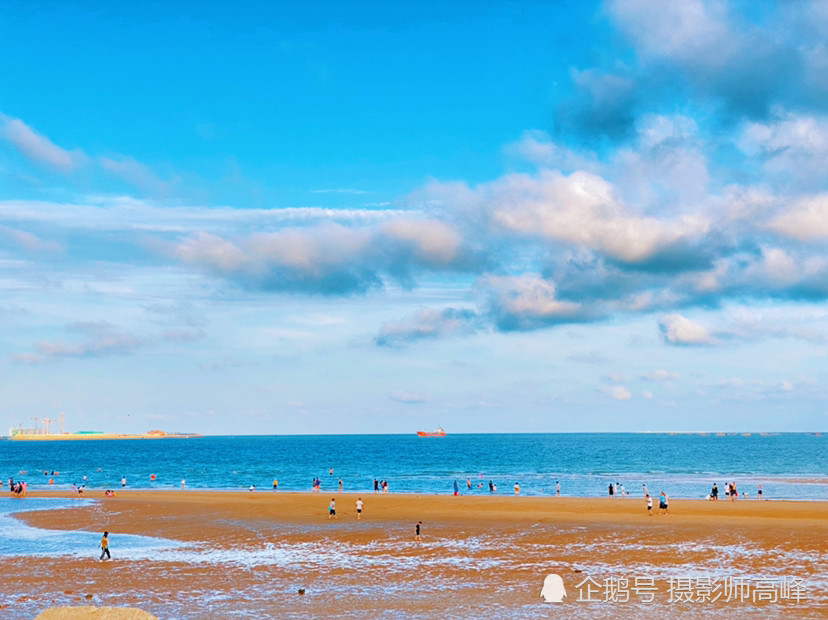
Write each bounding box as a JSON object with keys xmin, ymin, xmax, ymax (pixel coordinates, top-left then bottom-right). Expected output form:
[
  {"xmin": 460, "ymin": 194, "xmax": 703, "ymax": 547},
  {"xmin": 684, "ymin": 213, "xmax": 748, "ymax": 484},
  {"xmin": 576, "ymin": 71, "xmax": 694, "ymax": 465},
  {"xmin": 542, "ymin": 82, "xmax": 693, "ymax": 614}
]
[{"xmin": 1, "ymin": 433, "xmax": 826, "ymax": 499}]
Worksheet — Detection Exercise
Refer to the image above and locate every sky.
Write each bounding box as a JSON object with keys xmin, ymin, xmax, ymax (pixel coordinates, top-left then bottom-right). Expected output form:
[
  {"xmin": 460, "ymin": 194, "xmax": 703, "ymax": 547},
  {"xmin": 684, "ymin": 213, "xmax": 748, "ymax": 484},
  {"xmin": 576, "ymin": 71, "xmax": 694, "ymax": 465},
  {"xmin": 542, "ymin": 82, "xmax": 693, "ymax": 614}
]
[{"xmin": 1, "ymin": 0, "xmax": 827, "ymax": 434}]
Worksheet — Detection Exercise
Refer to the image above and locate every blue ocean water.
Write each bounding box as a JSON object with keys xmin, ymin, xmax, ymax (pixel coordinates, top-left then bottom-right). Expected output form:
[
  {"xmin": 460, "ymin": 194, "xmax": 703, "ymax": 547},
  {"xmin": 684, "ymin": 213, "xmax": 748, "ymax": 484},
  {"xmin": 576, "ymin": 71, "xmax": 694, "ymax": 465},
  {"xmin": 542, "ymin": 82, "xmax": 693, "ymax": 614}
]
[{"xmin": 1, "ymin": 433, "xmax": 825, "ymax": 500}]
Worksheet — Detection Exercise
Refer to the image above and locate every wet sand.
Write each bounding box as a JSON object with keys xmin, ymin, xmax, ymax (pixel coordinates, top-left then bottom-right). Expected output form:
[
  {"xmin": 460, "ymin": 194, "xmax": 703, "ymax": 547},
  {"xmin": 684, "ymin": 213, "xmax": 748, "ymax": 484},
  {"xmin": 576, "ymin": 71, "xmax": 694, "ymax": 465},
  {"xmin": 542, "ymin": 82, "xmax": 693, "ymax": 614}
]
[{"xmin": 5, "ymin": 490, "xmax": 827, "ymax": 618}]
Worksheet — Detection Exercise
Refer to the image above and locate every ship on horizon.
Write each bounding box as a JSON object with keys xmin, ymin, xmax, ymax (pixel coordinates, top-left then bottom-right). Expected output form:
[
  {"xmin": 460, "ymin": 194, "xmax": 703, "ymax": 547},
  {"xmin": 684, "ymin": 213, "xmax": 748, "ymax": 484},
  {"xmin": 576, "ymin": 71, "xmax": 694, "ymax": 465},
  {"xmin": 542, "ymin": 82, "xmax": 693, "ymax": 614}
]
[{"xmin": 417, "ymin": 426, "xmax": 446, "ymax": 437}]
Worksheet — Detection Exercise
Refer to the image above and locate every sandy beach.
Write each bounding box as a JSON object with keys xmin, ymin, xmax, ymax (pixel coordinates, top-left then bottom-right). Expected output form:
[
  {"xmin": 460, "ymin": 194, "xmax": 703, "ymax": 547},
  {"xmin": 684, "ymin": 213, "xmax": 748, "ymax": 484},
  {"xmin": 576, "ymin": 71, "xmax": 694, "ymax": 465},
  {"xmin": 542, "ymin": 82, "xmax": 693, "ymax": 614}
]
[{"xmin": 3, "ymin": 490, "xmax": 826, "ymax": 618}]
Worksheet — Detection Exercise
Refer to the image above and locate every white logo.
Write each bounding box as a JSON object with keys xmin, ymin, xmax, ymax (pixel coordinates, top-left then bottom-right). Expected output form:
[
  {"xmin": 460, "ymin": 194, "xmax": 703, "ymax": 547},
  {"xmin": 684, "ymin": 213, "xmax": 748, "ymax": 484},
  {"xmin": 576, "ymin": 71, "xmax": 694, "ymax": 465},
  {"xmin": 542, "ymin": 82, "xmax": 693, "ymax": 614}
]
[{"xmin": 540, "ymin": 574, "xmax": 567, "ymax": 603}]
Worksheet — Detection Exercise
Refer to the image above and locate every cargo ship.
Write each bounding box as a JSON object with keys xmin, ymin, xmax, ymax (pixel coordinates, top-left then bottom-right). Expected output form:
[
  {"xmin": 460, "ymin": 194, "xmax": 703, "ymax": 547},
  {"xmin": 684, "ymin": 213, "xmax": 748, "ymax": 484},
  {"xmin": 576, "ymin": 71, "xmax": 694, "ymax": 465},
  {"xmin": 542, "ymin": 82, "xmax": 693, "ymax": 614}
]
[{"xmin": 417, "ymin": 426, "xmax": 446, "ymax": 437}]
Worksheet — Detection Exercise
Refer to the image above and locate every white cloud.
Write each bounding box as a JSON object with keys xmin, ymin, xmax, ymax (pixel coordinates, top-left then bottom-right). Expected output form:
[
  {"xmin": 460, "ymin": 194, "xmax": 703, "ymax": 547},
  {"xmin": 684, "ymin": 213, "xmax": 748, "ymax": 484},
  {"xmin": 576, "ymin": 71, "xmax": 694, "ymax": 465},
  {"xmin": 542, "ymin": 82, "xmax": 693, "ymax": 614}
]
[
  {"xmin": 769, "ymin": 194, "xmax": 828, "ymax": 240},
  {"xmin": 483, "ymin": 274, "xmax": 585, "ymax": 329},
  {"xmin": 0, "ymin": 114, "xmax": 85, "ymax": 172},
  {"xmin": 658, "ymin": 314, "xmax": 713, "ymax": 345},
  {"xmin": 603, "ymin": 385, "xmax": 632, "ymax": 400},
  {"xmin": 642, "ymin": 369, "xmax": 680, "ymax": 381},
  {"xmin": 376, "ymin": 307, "xmax": 479, "ymax": 346},
  {"xmin": 484, "ymin": 170, "xmax": 709, "ymax": 263}
]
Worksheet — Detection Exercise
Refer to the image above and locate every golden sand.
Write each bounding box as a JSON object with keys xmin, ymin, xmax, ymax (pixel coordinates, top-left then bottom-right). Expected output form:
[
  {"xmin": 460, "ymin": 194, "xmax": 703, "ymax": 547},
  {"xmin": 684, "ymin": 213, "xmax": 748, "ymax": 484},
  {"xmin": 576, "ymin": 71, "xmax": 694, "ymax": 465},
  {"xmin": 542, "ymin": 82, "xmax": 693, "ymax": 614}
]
[{"xmin": 5, "ymin": 490, "xmax": 826, "ymax": 618}]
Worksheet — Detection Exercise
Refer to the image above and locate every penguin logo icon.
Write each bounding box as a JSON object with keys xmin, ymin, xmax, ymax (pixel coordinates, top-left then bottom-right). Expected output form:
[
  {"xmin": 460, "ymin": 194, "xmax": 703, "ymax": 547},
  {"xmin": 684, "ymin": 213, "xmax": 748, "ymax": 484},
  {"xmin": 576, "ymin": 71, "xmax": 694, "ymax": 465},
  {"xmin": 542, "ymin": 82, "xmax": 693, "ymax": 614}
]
[{"xmin": 540, "ymin": 574, "xmax": 567, "ymax": 603}]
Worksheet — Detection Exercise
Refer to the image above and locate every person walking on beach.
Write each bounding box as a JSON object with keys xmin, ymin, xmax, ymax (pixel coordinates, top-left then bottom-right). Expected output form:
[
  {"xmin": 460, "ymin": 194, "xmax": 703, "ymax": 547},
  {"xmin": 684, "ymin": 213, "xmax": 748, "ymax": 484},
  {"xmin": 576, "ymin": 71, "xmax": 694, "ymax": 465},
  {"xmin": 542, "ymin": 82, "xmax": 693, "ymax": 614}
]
[
  {"xmin": 99, "ymin": 531, "xmax": 110, "ymax": 561},
  {"xmin": 711, "ymin": 483, "xmax": 719, "ymax": 501},
  {"xmin": 328, "ymin": 498, "xmax": 337, "ymax": 519},
  {"xmin": 356, "ymin": 497, "xmax": 363, "ymax": 520},
  {"xmin": 658, "ymin": 492, "xmax": 669, "ymax": 515},
  {"xmin": 415, "ymin": 521, "xmax": 422, "ymax": 543},
  {"xmin": 646, "ymin": 494, "xmax": 653, "ymax": 516}
]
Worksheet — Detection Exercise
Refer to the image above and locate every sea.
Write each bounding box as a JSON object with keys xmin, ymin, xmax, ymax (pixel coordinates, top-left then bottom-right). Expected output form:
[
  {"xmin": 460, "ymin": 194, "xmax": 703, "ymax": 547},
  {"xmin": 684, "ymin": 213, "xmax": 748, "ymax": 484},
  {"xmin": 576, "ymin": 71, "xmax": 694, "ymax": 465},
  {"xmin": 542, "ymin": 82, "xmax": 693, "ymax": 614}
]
[
  {"xmin": 0, "ymin": 433, "xmax": 825, "ymax": 618},
  {"xmin": 1, "ymin": 432, "xmax": 825, "ymax": 500}
]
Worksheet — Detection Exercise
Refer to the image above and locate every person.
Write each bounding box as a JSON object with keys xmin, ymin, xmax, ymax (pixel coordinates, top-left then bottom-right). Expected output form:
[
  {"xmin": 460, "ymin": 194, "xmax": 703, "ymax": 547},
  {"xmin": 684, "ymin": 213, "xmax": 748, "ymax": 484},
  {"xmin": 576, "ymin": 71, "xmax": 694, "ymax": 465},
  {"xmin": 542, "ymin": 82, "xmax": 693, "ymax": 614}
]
[
  {"xmin": 646, "ymin": 494, "xmax": 652, "ymax": 516},
  {"xmin": 711, "ymin": 483, "xmax": 719, "ymax": 501},
  {"xmin": 100, "ymin": 531, "xmax": 110, "ymax": 561},
  {"xmin": 382, "ymin": 480, "xmax": 388, "ymax": 493},
  {"xmin": 453, "ymin": 480, "xmax": 459, "ymax": 496},
  {"xmin": 328, "ymin": 498, "xmax": 337, "ymax": 519},
  {"xmin": 608, "ymin": 483, "xmax": 614, "ymax": 498},
  {"xmin": 414, "ymin": 521, "xmax": 422, "ymax": 543},
  {"xmin": 467, "ymin": 478, "xmax": 472, "ymax": 490},
  {"xmin": 121, "ymin": 477, "xmax": 126, "ymax": 488},
  {"xmin": 514, "ymin": 482, "xmax": 520, "ymax": 495},
  {"xmin": 374, "ymin": 478, "xmax": 379, "ymax": 493},
  {"xmin": 338, "ymin": 478, "xmax": 343, "ymax": 492},
  {"xmin": 488, "ymin": 480, "xmax": 494, "ymax": 493},
  {"xmin": 731, "ymin": 482, "xmax": 738, "ymax": 501},
  {"xmin": 620, "ymin": 484, "xmax": 625, "ymax": 497},
  {"xmin": 642, "ymin": 483, "xmax": 648, "ymax": 497},
  {"xmin": 273, "ymin": 479, "xmax": 278, "ymax": 490},
  {"xmin": 249, "ymin": 484, "xmax": 255, "ymax": 491},
  {"xmin": 355, "ymin": 497, "xmax": 363, "ymax": 520},
  {"xmin": 181, "ymin": 479, "xmax": 186, "ymax": 488},
  {"xmin": 758, "ymin": 484, "xmax": 763, "ymax": 500},
  {"xmin": 555, "ymin": 481, "xmax": 561, "ymax": 497},
  {"xmin": 659, "ymin": 492, "xmax": 669, "ymax": 515}
]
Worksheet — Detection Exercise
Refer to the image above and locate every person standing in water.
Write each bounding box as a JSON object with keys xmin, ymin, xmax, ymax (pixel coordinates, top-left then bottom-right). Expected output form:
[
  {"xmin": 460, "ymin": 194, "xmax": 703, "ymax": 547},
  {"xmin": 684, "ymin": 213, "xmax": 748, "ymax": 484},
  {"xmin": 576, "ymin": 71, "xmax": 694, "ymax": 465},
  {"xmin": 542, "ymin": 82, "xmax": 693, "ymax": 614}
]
[
  {"xmin": 414, "ymin": 521, "xmax": 422, "ymax": 543},
  {"xmin": 100, "ymin": 531, "xmax": 110, "ymax": 561}
]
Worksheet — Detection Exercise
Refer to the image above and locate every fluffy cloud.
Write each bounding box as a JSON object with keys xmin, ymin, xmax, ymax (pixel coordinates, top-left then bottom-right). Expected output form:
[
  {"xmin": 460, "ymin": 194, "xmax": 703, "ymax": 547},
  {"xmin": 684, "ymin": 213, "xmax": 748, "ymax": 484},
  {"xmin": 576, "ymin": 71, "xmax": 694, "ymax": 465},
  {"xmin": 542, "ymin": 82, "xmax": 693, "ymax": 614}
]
[
  {"xmin": 172, "ymin": 218, "xmax": 484, "ymax": 295},
  {"xmin": 769, "ymin": 194, "xmax": 828, "ymax": 240},
  {"xmin": 603, "ymin": 385, "xmax": 632, "ymax": 400},
  {"xmin": 482, "ymin": 274, "xmax": 587, "ymax": 331},
  {"xmin": 658, "ymin": 314, "xmax": 713, "ymax": 345}
]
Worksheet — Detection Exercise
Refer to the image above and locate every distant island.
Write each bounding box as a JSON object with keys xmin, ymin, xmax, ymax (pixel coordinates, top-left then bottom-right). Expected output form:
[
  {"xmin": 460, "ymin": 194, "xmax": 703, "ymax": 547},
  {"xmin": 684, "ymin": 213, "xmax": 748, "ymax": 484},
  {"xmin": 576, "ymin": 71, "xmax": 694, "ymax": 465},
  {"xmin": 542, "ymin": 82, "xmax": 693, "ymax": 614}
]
[{"xmin": 8, "ymin": 416, "xmax": 201, "ymax": 440}]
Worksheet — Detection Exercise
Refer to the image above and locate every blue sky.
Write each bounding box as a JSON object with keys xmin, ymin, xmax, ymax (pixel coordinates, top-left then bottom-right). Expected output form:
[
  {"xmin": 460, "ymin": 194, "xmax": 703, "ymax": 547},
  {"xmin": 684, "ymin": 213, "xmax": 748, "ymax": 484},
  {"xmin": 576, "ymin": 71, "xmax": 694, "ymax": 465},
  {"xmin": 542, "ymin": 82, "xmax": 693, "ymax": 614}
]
[{"xmin": 2, "ymin": 0, "xmax": 827, "ymax": 434}]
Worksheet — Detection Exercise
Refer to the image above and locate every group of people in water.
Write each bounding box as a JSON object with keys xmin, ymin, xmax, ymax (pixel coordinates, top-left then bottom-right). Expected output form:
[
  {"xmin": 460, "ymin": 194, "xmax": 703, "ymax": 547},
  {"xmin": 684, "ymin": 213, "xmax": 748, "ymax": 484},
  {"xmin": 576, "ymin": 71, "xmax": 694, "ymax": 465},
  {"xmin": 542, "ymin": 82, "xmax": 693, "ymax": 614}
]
[
  {"xmin": 8, "ymin": 478, "xmax": 27, "ymax": 495},
  {"xmin": 709, "ymin": 481, "xmax": 762, "ymax": 500}
]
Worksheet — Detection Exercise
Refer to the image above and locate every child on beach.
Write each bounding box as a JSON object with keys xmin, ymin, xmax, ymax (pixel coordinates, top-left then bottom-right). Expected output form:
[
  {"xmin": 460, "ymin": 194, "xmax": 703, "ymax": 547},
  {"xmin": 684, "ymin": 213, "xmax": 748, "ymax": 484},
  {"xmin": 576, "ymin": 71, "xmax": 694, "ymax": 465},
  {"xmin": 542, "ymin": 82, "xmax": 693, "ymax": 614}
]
[
  {"xmin": 356, "ymin": 497, "xmax": 363, "ymax": 519},
  {"xmin": 99, "ymin": 531, "xmax": 110, "ymax": 561},
  {"xmin": 328, "ymin": 498, "xmax": 337, "ymax": 519}
]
